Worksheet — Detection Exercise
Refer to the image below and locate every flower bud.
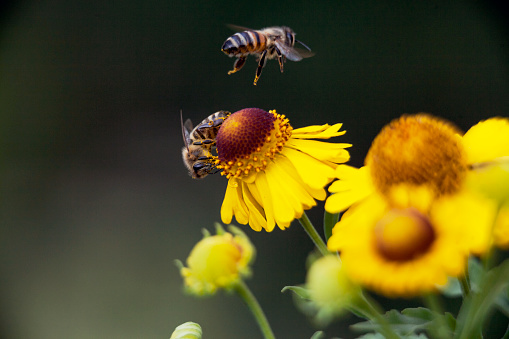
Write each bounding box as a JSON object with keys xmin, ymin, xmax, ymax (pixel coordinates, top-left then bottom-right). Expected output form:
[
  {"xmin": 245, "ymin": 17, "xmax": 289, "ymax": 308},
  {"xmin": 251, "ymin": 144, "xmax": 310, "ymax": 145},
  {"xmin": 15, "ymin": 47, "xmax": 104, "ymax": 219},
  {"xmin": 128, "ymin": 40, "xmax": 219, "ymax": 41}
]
[
  {"xmin": 178, "ymin": 225, "xmax": 255, "ymax": 296},
  {"xmin": 306, "ymin": 255, "xmax": 360, "ymax": 321}
]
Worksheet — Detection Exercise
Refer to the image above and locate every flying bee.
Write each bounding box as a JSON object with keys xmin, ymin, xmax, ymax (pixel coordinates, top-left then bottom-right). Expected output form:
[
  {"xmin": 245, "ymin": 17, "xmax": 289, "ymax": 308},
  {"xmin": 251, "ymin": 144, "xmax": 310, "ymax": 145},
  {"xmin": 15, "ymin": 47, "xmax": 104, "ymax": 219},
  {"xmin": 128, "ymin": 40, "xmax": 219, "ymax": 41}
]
[
  {"xmin": 181, "ymin": 110, "xmax": 231, "ymax": 179},
  {"xmin": 221, "ymin": 25, "xmax": 314, "ymax": 85}
]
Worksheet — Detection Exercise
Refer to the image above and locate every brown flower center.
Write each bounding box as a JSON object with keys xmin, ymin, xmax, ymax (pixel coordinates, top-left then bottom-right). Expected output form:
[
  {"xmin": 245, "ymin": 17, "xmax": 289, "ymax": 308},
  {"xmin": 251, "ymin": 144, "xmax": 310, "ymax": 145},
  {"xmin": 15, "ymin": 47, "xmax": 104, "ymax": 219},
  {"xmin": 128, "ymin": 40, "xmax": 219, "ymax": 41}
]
[
  {"xmin": 374, "ymin": 208, "xmax": 436, "ymax": 261},
  {"xmin": 215, "ymin": 108, "xmax": 292, "ymax": 179}
]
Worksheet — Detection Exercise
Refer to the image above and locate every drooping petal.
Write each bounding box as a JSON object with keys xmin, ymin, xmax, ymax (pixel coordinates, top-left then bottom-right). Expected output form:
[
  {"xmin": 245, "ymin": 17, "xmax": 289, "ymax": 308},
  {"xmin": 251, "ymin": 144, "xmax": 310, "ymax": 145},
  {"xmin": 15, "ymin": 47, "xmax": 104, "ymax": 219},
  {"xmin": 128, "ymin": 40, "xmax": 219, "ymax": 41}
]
[
  {"xmin": 241, "ymin": 181, "xmax": 266, "ymax": 232},
  {"xmin": 282, "ymin": 147, "xmax": 336, "ymax": 190},
  {"xmin": 264, "ymin": 161, "xmax": 303, "ymax": 227},
  {"xmin": 220, "ymin": 179, "xmax": 249, "ymax": 225},
  {"xmin": 253, "ymin": 172, "xmax": 277, "ymax": 232}
]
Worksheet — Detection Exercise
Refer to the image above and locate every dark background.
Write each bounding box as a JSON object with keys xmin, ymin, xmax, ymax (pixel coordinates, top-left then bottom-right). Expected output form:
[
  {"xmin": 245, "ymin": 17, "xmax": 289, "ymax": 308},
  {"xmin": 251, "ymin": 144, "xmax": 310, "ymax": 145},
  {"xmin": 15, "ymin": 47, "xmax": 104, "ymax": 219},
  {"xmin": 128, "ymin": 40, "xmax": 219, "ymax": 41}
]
[{"xmin": 1, "ymin": 1, "xmax": 508, "ymax": 338}]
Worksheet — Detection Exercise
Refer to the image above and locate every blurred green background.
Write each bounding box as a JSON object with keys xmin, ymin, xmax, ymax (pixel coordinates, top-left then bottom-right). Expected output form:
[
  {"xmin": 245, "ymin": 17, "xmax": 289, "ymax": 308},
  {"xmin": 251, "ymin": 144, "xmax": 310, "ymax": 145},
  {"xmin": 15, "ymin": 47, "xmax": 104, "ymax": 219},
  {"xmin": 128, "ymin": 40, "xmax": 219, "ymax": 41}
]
[{"xmin": 1, "ymin": 0, "xmax": 508, "ymax": 338}]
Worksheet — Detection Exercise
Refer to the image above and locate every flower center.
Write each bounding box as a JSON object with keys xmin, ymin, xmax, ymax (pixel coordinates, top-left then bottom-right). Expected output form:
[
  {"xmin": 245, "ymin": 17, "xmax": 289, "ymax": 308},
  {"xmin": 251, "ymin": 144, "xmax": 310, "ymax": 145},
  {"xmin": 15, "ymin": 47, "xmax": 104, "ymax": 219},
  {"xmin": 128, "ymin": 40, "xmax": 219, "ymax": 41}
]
[
  {"xmin": 366, "ymin": 114, "xmax": 467, "ymax": 196},
  {"xmin": 215, "ymin": 108, "xmax": 292, "ymax": 179},
  {"xmin": 374, "ymin": 208, "xmax": 436, "ymax": 261}
]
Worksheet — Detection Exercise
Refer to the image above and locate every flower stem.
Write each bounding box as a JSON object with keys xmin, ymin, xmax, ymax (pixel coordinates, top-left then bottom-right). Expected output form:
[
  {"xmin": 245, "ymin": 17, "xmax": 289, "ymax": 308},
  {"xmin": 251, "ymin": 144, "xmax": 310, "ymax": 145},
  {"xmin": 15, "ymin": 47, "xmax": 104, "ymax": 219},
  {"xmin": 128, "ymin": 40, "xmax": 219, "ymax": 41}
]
[
  {"xmin": 298, "ymin": 212, "xmax": 329, "ymax": 256},
  {"xmin": 234, "ymin": 280, "xmax": 276, "ymax": 339},
  {"xmin": 459, "ymin": 273, "xmax": 471, "ymax": 297}
]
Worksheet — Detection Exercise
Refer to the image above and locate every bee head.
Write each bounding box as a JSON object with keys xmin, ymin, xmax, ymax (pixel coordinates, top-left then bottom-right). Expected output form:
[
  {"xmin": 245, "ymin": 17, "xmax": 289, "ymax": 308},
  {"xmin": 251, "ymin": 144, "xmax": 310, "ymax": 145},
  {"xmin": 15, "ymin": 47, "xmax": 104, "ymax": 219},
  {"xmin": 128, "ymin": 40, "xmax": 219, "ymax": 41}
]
[{"xmin": 282, "ymin": 27, "xmax": 296, "ymax": 46}]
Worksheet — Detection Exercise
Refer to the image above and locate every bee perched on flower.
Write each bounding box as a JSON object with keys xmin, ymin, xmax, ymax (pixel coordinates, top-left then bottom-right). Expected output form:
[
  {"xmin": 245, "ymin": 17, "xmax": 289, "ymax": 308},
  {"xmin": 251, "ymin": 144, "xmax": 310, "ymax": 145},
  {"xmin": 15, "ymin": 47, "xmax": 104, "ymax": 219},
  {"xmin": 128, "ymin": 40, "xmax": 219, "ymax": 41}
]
[
  {"xmin": 214, "ymin": 108, "xmax": 351, "ymax": 232},
  {"xmin": 324, "ymin": 114, "xmax": 506, "ymax": 297}
]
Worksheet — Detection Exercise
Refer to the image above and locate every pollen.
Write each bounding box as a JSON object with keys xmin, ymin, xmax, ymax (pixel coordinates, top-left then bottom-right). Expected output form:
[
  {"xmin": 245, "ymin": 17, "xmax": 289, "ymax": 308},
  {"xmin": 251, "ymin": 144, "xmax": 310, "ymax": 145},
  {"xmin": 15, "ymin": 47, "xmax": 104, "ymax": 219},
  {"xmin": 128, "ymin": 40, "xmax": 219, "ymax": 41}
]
[
  {"xmin": 216, "ymin": 108, "xmax": 293, "ymax": 179},
  {"xmin": 374, "ymin": 208, "xmax": 436, "ymax": 262},
  {"xmin": 366, "ymin": 114, "xmax": 468, "ymax": 196}
]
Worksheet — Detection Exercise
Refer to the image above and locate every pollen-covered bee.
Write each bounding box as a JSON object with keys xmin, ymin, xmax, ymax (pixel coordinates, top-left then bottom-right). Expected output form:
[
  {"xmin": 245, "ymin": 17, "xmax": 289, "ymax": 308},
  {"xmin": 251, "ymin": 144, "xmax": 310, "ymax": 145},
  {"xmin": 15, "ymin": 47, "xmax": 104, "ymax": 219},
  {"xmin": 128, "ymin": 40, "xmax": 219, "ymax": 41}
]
[
  {"xmin": 221, "ymin": 25, "xmax": 314, "ymax": 85},
  {"xmin": 181, "ymin": 110, "xmax": 231, "ymax": 179}
]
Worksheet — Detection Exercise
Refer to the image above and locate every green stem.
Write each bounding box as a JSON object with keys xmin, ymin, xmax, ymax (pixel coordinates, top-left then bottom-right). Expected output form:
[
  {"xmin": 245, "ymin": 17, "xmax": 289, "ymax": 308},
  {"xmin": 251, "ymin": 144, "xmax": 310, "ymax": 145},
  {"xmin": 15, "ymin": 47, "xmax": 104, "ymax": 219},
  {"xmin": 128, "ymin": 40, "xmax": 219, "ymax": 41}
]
[
  {"xmin": 459, "ymin": 273, "xmax": 471, "ymax": 297},
  {"xmin": 298, "ymin": 212, "xmax": 329, "ymax": 256},
  {"xmin": 351, "ymin": 293, "xmax": 401, "ymax": 339},
  {"xmin": 234, "ymin": 280, "xmax": 276, "ymax": 339}
]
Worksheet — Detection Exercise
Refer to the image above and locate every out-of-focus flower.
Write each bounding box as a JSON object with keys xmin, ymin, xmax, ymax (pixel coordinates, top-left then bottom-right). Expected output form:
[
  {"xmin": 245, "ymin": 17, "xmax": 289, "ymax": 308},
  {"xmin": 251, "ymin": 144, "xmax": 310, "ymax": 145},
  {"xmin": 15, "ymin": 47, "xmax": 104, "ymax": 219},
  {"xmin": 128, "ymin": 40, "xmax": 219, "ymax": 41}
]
[
  {"xmin": 306, "ymin": 255, "xmax": 360, "ymax": 321},
  {"xmin": 325, "ymin": 114, "xmax": 467, "ymax": 214},
  {"xmin": 327, "ymin": 185, "xmax": 495, "ymax": 297},
  {"xmin": 216, "ymin": 108, "xmax": 350, "ymax": 232},
  {"xmin": 177, "ymin": 225, "xmax": 255, "ymax": 296},
  {"xmin": 170, "ymin": 322, "xmax": 202, "ymax": 339}
]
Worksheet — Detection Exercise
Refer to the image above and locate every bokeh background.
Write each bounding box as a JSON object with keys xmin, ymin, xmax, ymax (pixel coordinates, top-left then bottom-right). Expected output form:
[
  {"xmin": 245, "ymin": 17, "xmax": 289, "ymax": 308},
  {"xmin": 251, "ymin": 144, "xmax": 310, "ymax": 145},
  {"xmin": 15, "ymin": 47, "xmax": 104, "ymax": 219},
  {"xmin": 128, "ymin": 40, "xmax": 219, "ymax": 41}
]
[{"xmin": 1, "ymin": 0, "xmax": 508, "ymax": 338}]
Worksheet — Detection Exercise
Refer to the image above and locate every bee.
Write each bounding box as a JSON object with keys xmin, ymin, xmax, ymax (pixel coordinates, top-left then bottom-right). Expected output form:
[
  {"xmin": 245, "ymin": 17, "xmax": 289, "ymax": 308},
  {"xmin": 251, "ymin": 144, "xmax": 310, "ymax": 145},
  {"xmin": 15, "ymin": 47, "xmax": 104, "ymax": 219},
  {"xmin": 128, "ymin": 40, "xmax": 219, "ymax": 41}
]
[
  {"xmin": 221, "ymin": 25, "xmax": 314, "ymax": 85},
  {"xmin": 181, "ymin": 110, "xmax": 231, "ymax": 179}
]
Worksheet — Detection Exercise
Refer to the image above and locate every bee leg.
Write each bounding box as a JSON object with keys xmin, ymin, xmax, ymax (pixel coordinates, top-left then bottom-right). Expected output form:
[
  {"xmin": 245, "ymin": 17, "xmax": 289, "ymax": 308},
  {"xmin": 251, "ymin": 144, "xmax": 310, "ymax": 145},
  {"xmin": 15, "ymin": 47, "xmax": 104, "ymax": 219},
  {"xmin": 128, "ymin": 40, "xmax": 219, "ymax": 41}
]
[
  {"xmin": 227, "ymin": 57, "xmax": 246, "ymax": 75},
  {"xmin": 253, "ymin": 50, "xmax": 267, "ymax": 85},
  {"xmin": 275, "ymin": 47, "xmax": 284, "ymax": 73}
]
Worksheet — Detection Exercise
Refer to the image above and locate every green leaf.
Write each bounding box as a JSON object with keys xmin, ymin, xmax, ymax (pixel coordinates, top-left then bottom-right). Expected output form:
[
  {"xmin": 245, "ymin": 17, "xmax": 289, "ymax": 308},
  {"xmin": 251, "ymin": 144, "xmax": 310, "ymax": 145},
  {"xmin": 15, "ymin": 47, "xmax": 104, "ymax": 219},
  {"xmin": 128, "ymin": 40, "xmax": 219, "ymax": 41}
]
[
  {"xmin": 310, "ymin": 331, "xmax": 325, "ymax": 339},
  {"xmin": 351, "ymin": 307, "xmax": 454, "ymax": 336},
  {"xmin": 439, "ymin": 277, "xmax": 463, "ymax": 297},
  {"xmin": 323, "ymin": 211, "xmax": 340, "ymax": 241},
  {"xmin": 467, "ymin": 257, "xmax": 485, "ymax": 292},
  {"xmin": 281, "ymin": 285, "xmax": 311, "ymax": 300},
  {"xmin": 401, "ymin": 307, "xmax": 434, "ymax": 321}
]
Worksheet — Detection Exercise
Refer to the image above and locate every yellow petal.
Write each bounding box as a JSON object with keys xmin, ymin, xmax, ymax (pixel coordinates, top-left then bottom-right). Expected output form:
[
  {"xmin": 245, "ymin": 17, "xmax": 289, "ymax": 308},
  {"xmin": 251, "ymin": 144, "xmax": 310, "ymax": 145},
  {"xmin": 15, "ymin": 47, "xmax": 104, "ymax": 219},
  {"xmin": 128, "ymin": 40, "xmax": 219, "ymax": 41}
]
[
  {"xmin": 285, "ymin": 138, "xmax": 351, "ymax": 163},
  {"xmin": 494, "ymin": 202, "xmax": 509, "ymax": 248},
  {"xmin": 292, "ymin": 123, "xmax": 346, "ymax": 139},
  {"xmin": 325, "ymin": 166, "xmax": 375, "ymax": 213},
  {"xmin": 273, "ymin": 155, "xmax": 317, "ymax": 209},
  {"xmin": 254, "ymin": 172, "xmax": 277, "ymax": 232},
  {"xmin": 463, "ymin": 117, "xmax": 509, "ymax": 164},
  {"xmin": 241, "ymin": 181, "xmax": 266, "ymax": 232},
  {"xmin": 282, "ymin": 147, "xmax": 336, "ymax": 190},
  {"xmin": 220, "ymin": 179, "xmax": 249, "ymax": 225},
  {"xmin": 264, "ymin": 161, "xmax": 302, "ymax": 226}
]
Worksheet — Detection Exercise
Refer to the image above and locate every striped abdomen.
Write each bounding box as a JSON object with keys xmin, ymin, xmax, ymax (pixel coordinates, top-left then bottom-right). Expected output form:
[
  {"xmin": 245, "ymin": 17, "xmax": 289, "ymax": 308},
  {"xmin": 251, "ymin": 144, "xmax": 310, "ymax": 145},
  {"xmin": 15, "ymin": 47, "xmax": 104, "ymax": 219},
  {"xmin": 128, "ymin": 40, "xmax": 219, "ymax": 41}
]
[{"xmin": 221, "ymin": 31, "xmax": 267, "ymax": 56}]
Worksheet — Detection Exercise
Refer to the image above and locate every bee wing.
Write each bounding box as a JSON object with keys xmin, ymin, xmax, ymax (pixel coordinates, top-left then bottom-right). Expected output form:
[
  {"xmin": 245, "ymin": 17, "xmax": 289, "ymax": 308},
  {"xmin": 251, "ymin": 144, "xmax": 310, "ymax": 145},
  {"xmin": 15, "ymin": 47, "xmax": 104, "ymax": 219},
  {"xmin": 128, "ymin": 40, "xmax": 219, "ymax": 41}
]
[
  {"xmin": 276, "ymin": 40, "xmax": 315, "ymax": 61},
  {"xmin": 180, "ymin": 110, "xmax": 193, "ymax": 149},
  {"xmin": 226, "ymin": 24, "xmax": 255, "ymax": 32},
  {"xmin": 275, "ymin": 41, "xmax": 303, "ymax": 61},
  {"xmin": 293, "ymin": 47, "xmax": 315, "ymax": 59}
]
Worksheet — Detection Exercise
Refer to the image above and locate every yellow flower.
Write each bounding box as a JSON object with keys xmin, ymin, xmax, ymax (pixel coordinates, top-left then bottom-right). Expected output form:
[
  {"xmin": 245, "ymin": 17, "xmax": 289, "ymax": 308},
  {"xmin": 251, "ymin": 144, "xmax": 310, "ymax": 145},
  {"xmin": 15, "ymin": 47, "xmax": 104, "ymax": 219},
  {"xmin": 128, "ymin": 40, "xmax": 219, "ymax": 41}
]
[
  {"xmin": 327, "ymin": 185, "xmax": 495, "ymax": 297},
  {"xmin": 306, "ymin": 255, "xmax": 360, "ymax": 321},
  {"xmin": 325, "ymin": 114, "xmax": 468, "ymax": 214},
  {"xmin": 216, "ymin": 108, "xmax": 351, "ymax": 232},
  {"xmin": 178, "ymin": 225, "xmax": 255, "ymax": 296}
]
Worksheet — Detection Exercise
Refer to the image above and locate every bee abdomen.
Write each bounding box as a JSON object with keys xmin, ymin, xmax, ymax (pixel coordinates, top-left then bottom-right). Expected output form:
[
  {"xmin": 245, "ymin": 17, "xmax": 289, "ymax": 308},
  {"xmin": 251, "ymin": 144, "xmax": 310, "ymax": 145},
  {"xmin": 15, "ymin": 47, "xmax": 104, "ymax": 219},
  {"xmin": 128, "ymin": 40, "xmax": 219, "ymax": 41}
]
[{"xmin": 221, "ymin": 31, "xmax": 266, "ymax": 55}]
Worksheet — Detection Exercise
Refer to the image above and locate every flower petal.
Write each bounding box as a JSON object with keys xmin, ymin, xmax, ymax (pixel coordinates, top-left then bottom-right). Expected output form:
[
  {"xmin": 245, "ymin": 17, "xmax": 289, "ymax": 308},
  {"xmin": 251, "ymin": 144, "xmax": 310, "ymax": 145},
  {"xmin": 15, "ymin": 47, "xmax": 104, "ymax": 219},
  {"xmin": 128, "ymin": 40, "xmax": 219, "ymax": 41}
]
[
  {"xmin": 253, "ymin": 172, "xmax": 277, "ymax": 232},
  {"xmin": 463, "ymin": 117, "xmax": 509, "ymax": 164},
  {"xmin": 241, "ymin": 182, "xmax": 266, "ymax": 232},
  {"xmin": 325, "ymin": 166, "xmax": 375, "ymax": 213},
  {"xmin": 286, "ymin": 138, "xmax": 351, "ymax": 163},
  {"xmin": 220, "ymin": 179, "xmax": 249, "ymax": 225},
  {"xmin": 264, "ymin": 161, "xmax": 303, "ymax": 226},
  {"xmin": 292, "ymin": 123, "xmax": 346, "ymax": 139},
  {"xmin": 282, "ymin": 147, "xmax": 336, "ymax": 190}
]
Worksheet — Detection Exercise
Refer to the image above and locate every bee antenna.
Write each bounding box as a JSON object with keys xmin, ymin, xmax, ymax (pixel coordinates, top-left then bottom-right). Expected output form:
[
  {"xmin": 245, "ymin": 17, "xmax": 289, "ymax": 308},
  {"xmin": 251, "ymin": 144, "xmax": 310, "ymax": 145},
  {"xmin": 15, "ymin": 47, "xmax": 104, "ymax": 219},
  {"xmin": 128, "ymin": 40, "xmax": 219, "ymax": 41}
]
[
  {"xmin": 180, "ymin": 109, "xmax": 190, "ymax": 152},
  {"xmin": 296, "ymin": 39, "xmax": 312, "ymax": 52}
]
